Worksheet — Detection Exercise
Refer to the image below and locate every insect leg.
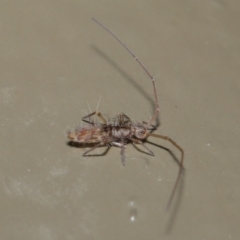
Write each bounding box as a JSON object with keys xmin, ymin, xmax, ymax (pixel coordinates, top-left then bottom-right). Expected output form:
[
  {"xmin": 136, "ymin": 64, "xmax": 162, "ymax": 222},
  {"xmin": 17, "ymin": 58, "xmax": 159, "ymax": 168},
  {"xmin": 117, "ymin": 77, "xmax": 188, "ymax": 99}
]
[
  {"xmin": 147, "ymin": 133, "xmax": 184, "ymax": 166},
  {"xmin": 120, "ymin": 139, "xmax": 126, "ymax": 166},
  {"xmin": 82, "ymin": 111, "xmax": 107, "ymax": 124},
  {"xmin": 111, "ymin": 141, "xmax": 126, "ymax": 166},
  {"xmin": 112, "ymin": 142, "xmax": 126, "ymax": 148},
  {"xmin": 130, "ymin": 138, "xmax": 154, "ymax": 156},
  {"xmin": 83, "ymin": 143, "xmax": 110, "ymax": 156},
  {"xmin": 148, "ymin": 133, "xmax": 184, "ymax": 209}
]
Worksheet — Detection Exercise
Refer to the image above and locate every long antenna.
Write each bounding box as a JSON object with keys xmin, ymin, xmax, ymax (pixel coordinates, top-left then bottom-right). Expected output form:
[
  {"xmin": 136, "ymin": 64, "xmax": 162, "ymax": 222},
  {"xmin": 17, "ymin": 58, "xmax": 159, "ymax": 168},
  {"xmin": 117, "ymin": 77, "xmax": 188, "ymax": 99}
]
[{"xmin": 91, "ymin": 18, "xmax": 160, "ymax": 127}]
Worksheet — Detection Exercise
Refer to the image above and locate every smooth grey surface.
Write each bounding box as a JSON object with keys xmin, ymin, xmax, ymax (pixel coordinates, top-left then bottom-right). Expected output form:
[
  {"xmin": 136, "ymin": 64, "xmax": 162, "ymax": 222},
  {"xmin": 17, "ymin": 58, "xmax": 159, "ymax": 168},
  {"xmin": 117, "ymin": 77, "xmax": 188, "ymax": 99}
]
[{"xmin": 1, "ymin": 1, "xmax": 240, "ymax": 239}]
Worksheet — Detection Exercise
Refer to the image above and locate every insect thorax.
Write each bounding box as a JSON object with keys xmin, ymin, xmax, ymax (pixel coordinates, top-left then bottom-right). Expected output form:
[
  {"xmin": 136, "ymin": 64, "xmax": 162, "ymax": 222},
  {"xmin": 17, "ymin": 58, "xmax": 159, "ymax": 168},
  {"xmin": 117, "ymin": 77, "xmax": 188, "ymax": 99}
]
[
  {"xmin": 132, "ymin": 123, "xmax": 147, "ymax": 139},
  {"xmin": 104, "ymin": 125, "xmax": 133, "ymax": 139}
]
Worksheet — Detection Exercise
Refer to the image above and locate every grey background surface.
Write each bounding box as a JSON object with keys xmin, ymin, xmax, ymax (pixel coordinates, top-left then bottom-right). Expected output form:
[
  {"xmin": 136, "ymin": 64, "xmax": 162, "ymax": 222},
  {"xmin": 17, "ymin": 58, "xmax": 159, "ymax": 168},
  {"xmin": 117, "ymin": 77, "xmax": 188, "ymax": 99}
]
[{"xmin": 1, "ymin": 1, "xmax": 240, "ymax": 239}]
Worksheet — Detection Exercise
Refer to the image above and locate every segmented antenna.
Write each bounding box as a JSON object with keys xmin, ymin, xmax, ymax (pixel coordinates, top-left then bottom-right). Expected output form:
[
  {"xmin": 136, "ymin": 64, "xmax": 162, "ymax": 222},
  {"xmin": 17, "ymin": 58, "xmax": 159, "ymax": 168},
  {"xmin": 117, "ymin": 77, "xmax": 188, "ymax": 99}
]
[{"xmin": 91, "ymin": 18, "xmax": 160, "ymax": 127}]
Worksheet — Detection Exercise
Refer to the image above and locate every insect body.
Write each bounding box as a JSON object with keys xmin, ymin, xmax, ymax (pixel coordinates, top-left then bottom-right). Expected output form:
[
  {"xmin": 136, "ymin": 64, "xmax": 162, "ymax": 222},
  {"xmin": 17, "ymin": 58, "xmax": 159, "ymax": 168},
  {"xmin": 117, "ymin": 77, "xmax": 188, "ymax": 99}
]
[
  {"xmin": 68, "ymin": 111, "xmax": 151, "ymax": 166},
  {"xmin": 68, "ymin": 18, "xmax": 184, "ymax": 207}
]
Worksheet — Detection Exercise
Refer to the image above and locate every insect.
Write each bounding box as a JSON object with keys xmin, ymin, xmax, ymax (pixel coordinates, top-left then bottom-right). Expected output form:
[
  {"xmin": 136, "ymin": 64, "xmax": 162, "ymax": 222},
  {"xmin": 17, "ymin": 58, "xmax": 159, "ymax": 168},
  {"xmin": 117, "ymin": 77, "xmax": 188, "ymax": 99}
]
[{"xmin": 68, "ymin": 18, "xmax": 184, "ymax": 208}]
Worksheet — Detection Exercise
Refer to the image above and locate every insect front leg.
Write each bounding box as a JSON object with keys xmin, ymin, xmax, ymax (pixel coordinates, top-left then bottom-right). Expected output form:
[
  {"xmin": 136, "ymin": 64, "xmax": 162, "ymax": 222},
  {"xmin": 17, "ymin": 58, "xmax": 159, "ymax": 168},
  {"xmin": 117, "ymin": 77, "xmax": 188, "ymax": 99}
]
[
  {"xmin": 147, "ymin": 133, "xmax": 184, "ymax": 209},
  {"xmin": 147, "ymin": 133, "xmax": 184, "ymax": 166},
  {"xmin": 130, "ymin": 138, "xmax": 154, "ymax": 156}
]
